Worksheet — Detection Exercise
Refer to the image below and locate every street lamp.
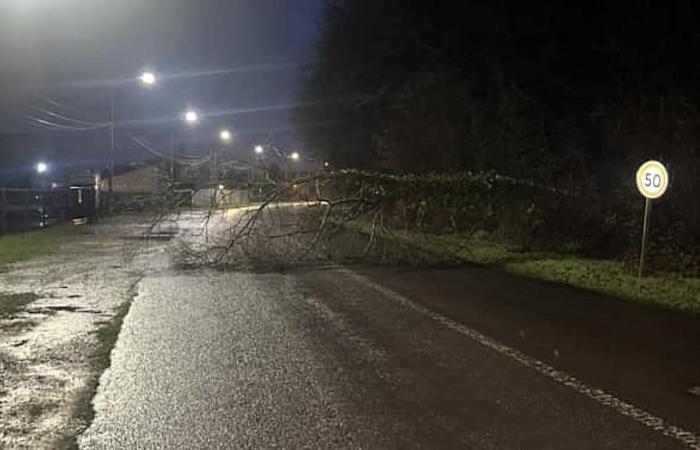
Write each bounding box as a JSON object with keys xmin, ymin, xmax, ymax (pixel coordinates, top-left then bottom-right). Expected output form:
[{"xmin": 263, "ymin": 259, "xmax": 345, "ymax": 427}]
[
  {"xmin": 106, "ymin": 71, "xmax": 157, "ymax": 212},
  {"xmin": 36, "ymin": 162, "xmax": 48, "ymax": 174},
  {"xmin": 254, "ymin": 145, "xmax": 264, "ymax": 155},
  {"xmin": 219, "ymin": 129, "xmax": 232, "ymax": 143},
  {"xmin": 290, "ymin": 151, "xmax": 300, "ymax": 161},
  {"xmin": 139, "ymin": 71, "xmax": 157, "ymax": 86},
  {"xmin": 184, "ymin": 110, "xmax": 199, "ymax": 124}
]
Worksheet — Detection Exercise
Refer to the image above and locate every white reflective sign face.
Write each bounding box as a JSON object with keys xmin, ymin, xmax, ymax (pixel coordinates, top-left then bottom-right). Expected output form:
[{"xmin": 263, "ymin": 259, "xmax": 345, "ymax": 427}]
[{"xmin": 636, "ymin": 160, "xmax": 668, "ymax": 199}]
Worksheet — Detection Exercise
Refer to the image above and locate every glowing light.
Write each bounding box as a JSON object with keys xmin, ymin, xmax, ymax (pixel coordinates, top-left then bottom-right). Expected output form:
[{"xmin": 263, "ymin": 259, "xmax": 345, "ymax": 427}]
[
  {"xmin": 220, "ymin": 129, "xmax": 232, "ymax": 142},
  {"xmin": 218, "ymin": 184, "xmax": 225, "ymax": 190},
  {"xmin": 139, "ymin": 71, "xmax": 156, "ymax": 85},
  {"xmin": 324, "ymin": 161, "xmax": 329, "ymax": 167},
  {"xmin": 36, "ymin": 162, "xmax": 48, "ymax": 174},
  {"xmin": 254, "ymin": 145, "xmax": 264, "ymax": 155},
  {"xmin": 184, "ymin": 110, "xmax": 199, "ymax": 124},
  {"xmin": 290, "ymin": 151, "xmax": 300, "ymax": 161}
]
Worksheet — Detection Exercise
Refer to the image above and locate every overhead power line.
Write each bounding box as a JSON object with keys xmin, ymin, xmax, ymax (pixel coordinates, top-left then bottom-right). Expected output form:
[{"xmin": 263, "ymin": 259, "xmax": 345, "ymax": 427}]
[
  {"xmin": 24, "ymin": 115, "xmax": 107, "ymax": 131},
  {"xmin": 127, "ymin": 133, "xmax": 210, "ymax": 166}
]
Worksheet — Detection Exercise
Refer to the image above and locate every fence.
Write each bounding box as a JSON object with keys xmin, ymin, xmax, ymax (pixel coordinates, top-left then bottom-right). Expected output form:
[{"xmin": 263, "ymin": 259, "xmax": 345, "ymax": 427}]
[{"xmin": 0, "ymin": 186, "xmax": 96, "ymax": 234}]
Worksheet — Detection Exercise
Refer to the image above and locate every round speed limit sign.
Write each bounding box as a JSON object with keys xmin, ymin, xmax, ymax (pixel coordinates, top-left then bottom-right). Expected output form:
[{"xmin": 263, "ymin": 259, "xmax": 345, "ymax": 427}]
[{"xmin": 636, "ymin": 160, "xmax": 669, "ymax": 199}]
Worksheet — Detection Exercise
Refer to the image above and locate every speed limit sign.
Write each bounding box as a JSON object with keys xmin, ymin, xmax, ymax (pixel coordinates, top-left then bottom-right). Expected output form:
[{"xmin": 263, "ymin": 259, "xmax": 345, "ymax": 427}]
[
  {"xmin": 636, "ymin": 160, "xmax": 668, "ymax": 199},
  {"xmin": 635, "ymin": 160, "xmax": 669, "ymax": 278}
]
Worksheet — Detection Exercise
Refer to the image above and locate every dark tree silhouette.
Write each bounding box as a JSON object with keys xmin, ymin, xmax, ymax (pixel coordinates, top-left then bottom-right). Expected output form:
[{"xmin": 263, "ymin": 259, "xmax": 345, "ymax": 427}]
[{"xmin": 296, "ymin": 0, "xmax": 700, "ymax": 268}]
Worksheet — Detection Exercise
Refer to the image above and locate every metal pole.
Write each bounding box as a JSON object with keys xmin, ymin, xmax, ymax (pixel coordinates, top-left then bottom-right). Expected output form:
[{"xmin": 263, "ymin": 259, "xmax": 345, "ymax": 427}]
[
  {"xmin": 1, "ymin": 187, "xmax": 6, "ymax": 233},
  {"xmin": 107, "ymin": 96, "xmax": 115, "ymax": 213},
  {"xmin": 171, "ymin": 128, "xmax": 176, "ymax": 179},
  {"xmin": 40, "ymin": 189, "xmax": 46, "ymax": 228},
  {"xmin": 638, "ymin": 198, "xmax": 652, "ymax": 278}
]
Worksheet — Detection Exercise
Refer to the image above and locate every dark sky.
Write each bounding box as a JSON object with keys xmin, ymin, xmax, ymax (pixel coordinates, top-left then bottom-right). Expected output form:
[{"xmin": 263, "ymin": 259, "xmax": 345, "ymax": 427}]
[{"xmin": 0, "ymin": 0, "xmax": 322, "ymax": 175}]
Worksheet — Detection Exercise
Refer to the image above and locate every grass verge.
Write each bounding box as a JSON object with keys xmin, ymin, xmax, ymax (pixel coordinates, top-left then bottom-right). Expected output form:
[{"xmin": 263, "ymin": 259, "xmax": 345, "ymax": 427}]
[
  {"xmin": 506, "ymin": 259, "xmax": 700, "ymax": 314},
  {"xmin": 0, "ymin": 292, "xmax": 40, "ymax": 319},
  {"xmin": 0, "ymin": 225, "xmax": 85, "ymax": 271},
  {"xmin": 54, "ymin": 280, "xmax": 139, "ymax": 450},
  {"xmin": 368, "ymin": 228, "xmax": 700, "ymax": 315}
]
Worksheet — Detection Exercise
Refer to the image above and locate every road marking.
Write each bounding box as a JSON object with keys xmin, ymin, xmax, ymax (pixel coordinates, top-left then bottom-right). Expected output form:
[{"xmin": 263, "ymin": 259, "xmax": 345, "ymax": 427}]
[{"xmin": 342, "ymin": 269, "xmax": 700, "ymax": 450}]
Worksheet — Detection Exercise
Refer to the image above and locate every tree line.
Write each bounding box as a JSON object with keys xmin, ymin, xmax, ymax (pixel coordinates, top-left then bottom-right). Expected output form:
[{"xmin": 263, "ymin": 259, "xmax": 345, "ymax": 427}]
[{"xmin": 295, "ymin": 0, "xmax": 700, "ymax": 271}]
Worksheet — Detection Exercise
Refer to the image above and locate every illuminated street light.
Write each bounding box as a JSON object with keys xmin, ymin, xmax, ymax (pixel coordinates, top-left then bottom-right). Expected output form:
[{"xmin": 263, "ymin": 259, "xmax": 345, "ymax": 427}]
[
  {"xmin": 290, "ymin": 151, "xmax": 300, "ymax": 161},
  {"xmin": 139, "ymin": 71, "xmax": 157, "ymax": 86},
  {"xmin": 324, "ymin": 161, "xmax": 330, "ymax": 168},
  {"xmin": 254, "ymin": 145, "xmax": 264, "ymax": 155},
  {"xmin": 36, "ymin": 162, "xmax": 48, "ymax": 174},
  {"xmin": 220, "ymin": 129, "xmax": 232, "ymax": 143},
  {"xmin": 184, "ymin": 110, "xmax": 199, "ymax": 124}
]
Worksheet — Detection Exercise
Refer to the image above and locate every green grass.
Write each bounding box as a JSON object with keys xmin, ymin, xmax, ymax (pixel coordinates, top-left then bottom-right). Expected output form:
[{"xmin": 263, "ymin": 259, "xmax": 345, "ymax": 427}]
[
  {"xmin": 0, "ymin": 225, "xmax": 85, "ymax": 271},
  {"xmin": 54, "ymin": 282, "xmax": 138, "ymax": 450},
  {"xmin": 0, "ymin": 319, "xmax": 37, "ymax": 333},
  {"xmin": 506, "ymin": 258, "xmax": 700, "ymax": 314},
  {"xmin": 369, "ymin": 228, "xmax": 700, "ymax": 315},
  {"xmin": 0, "ymin": 292, "xmax": 39, "ymax": 319},
  {"xmin": 92, "ymin": 300, "xmax": 132, "ymax": 371}
]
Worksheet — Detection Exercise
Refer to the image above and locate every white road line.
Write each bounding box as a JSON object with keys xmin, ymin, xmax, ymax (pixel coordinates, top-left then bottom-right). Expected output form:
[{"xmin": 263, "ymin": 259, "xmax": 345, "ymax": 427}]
[{"xmin": 342, "ymin": 268, "xmax": 700, "ymax": 450}]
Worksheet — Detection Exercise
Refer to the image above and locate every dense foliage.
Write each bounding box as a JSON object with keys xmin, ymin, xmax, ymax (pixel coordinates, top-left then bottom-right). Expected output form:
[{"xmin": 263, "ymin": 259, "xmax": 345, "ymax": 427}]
[{"xmin": 297, "ymin": 0, "xmax": 700, "ymax": 271}]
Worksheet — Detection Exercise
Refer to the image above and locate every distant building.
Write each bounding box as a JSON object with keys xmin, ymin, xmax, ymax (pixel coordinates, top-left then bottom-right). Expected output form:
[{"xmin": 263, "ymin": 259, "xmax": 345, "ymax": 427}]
[{"xmin": 103, "ymin": 161, "xmax": 166, "ymax": 194}]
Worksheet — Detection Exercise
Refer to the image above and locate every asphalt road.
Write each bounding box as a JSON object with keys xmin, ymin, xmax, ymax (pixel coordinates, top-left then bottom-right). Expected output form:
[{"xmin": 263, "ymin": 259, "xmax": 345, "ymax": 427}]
[{"xmin": 77, "ymin": 251, "xmax": 700, "ymax": 449}]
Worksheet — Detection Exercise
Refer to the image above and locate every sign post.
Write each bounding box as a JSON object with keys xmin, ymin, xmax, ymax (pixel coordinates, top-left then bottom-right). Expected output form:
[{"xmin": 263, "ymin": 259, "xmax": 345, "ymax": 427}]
[
  {"xmin": 638, "ymin": 198, "xmax": 652, "ymax": 279},
  {"xmin": 635, "ymin": 160, "xmax": 669, "ymax": 278}
]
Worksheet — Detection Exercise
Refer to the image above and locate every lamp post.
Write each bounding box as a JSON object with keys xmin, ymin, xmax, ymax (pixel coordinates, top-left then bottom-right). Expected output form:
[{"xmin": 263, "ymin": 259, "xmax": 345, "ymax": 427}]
[
  {"xmin": 35, "ymin": 162, "xmax": 48, "ymax": 227},
  {"xmin": 106, "ymin": 71, "xmax": 158, "ymax": 212},
  {"xmin": 168, "ymin": 108, "xmax": 202, "ymax": 180},
  {"xmin": 211, "ymin": 129, "xmax": 232, "ymax": 183},
  {"xmin": 284, "ymin": 151, "xmax": 300, "ymax": 181}
]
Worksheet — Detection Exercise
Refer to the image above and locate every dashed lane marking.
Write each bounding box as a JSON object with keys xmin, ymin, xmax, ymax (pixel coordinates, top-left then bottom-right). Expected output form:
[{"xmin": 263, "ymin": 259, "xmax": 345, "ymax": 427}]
[{"xmin": 342, "ymin": 268, "xmax": 700, "ymax": 450}]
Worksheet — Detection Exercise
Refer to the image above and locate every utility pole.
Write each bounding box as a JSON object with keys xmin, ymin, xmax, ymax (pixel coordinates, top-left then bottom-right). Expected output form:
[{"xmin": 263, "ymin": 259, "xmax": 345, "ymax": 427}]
[
  {"xmin": 107, "ymin": 96, "xmax": 115, "ymax": 213},
  {"xmin": 170, "ymin": 129, "xmax": 176, "ymax": 180},
  {"xmin": 1, "ymin": 187, "xmax": 7, "ymax": 234}
]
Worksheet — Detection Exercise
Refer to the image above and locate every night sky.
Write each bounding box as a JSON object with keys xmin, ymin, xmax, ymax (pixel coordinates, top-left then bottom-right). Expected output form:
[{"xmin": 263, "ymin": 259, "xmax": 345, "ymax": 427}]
[{"xmin": 0, "ymin": 0, "xmax": 322, "ymax": 177}]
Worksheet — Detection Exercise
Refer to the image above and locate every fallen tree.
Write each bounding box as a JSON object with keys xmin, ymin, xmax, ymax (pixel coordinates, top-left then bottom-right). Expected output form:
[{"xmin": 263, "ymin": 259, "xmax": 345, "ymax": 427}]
[{"xmin": 146, "ymin": 169, "xmax": 700, "ymax": 275}]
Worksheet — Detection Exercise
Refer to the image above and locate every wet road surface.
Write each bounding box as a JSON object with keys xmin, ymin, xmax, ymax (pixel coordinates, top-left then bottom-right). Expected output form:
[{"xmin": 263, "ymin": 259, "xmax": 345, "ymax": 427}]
[{"xmin": 79, "ymin": 259, "xmax": 700, "ymax": 448}]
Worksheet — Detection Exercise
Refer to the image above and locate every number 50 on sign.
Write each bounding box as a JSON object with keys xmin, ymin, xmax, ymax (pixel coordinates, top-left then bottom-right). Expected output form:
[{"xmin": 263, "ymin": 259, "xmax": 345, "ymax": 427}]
[{"xmin": 636, "ymin": 160, "xmax": 668, "ymax": 199}]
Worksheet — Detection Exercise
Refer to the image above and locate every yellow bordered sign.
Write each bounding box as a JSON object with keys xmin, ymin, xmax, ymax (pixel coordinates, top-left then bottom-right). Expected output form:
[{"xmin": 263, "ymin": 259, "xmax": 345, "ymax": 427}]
[{"xmin": 636, "ymin": 160, "xmax": 668, "ymax": 199}]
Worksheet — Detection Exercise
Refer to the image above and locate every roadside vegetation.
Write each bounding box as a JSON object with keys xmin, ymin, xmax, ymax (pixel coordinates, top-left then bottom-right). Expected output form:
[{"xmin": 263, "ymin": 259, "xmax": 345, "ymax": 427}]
[
  {"xmin": 168, "ymin": 169, "xmax": 699, "ymax": 316},
  {"xmin": 282, "ymin": 1, "xmax": 700, "ymax": 313},
  {"xmin": 55, "ymin": 281, "xmax": 138, "ymax": 450},
  {"xmin": 0, "ymin": 292, "xmax": 39, "ymax": 319},
  {"xmin": 0, "ymin": 225, "xmax": 85, "ymax": 271},
  {"xmin": 372, "ymin": 229, "xmax": 700, "ymax": 314},
  {"xmin": 0, "ymin": 292, "xmax": 40, "ymax": 332},
  {"xmin": 0, "ymin": 292, "xmax": 39, "ymax": 333}
]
